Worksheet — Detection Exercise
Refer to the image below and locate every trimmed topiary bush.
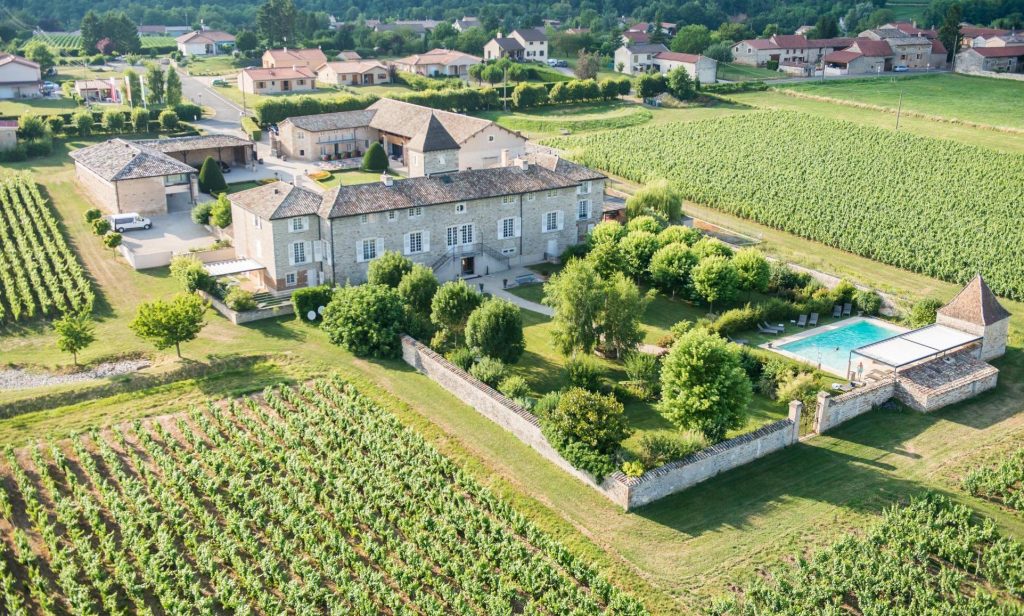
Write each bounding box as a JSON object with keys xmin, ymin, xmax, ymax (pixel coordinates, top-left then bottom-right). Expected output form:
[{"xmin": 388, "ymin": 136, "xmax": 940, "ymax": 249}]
[
  {"xmin": 198, "ymin": 157, "xmax": 227, "ymax": 194},
  {"xmin": 361, "ymin": 142, "xmax": 388, "ymax": 172}
]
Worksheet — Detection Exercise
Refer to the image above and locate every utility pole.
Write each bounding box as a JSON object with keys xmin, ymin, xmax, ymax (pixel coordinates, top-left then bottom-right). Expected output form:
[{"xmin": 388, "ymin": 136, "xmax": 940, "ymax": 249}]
[{"xmin": 895, "ymin": 89, "xmax": 903, "ymax": 130}]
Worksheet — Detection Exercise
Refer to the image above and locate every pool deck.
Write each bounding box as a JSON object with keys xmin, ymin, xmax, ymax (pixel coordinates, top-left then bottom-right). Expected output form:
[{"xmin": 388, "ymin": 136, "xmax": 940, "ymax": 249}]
[{"xmin": 760, "ymin": 316, "xmax": 909, "ymax": 377}]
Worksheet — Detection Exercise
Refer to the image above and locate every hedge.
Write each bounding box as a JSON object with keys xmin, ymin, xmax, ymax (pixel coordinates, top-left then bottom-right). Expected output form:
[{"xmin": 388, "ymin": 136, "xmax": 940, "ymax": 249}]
[
  {"xmin": 253, "ymin": 88, "xmax": 502, "ymax": 126},
  {"xmin": 703, "ymin": 81, "xmax": 770, "ymax": 94},
  {"xmin": 292, "ymin": 285, "xmax": 335, "ymax": 322},
  {"xmin": 241, "ymin": 116, "xmax": 262, "ymax": 140},
  {"xmin": 394, "ymin": 71, "xmax": 465, "ymax": 91}
]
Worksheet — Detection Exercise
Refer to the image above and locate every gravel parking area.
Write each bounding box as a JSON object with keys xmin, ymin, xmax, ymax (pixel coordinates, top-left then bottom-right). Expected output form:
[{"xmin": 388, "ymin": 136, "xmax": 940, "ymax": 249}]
[{"xmin": 0, "ymin": 359, "xmax": 151, "ymax": 391}]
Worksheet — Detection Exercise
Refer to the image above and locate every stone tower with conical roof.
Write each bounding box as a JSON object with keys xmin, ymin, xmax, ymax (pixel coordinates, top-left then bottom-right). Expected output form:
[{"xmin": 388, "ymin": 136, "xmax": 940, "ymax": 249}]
[
  {"xmin": 935, "ymin": 274, "xmax": 1011, "ymax": 360},
  {"xmin": 406, "ymin": 114, "xmax": 460, "ymax": 177}
]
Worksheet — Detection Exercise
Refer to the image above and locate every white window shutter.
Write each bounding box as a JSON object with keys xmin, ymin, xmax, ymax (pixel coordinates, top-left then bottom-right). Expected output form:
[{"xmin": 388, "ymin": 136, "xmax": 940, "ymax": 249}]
[
  {"xmin": 541, "ymin": 214, "xmax": 546, "ymax": 233},
  {"xmin": 304, "ymin": 241, "xmax": 312, "ymax": 263},
  {"xmin": 355, "ymin": 241, "xmax": 364, "ymax": 263},
  {"xmin": 403, "ymin": 232, "xmax": 411, "ymax": 255},
  {"xmin": 313, "ymin": 240, "xmax": 323, "ymax": 262},
  {"xmin": 514, "ymin": 217, "xmax": 521, "ymax": 238},
  {"xmin": 556, "ymin": 210, "xmax": 564, "ymax": 231},
  {"xmin": 422, "ymin": 231, "xmax": 430, "ymax": 252},
  {"xmin": 376, "ymin": 238, "xmax": 384, "ymax": 256},
  {"xmin": 288, "ymin": 242, "xmax": 296, "ymax": 266},
  {"xmin": 496, "ymin": 219, "xmax": 503, "ymax": 239}
]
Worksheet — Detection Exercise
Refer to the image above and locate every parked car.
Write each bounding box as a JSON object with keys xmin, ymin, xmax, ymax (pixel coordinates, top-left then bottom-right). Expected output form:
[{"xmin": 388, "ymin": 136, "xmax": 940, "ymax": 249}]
[
  {"xmin": 212, "ymin": 79, "xmax": 228, "ymax": 87},
  {"xmin": 547, "ymin": 59, "xmax": 559, "ymax": 67},
  {"xmin": 557, "ymin": 59, "xmax": 569, "ymax": 67},
  {"xmin": 893, "ymin": 65, "xmax": 909, "ymax": 72},
  {"xmin": 109, "ymin": 213, "xmax": 152, "ymax": 233}
]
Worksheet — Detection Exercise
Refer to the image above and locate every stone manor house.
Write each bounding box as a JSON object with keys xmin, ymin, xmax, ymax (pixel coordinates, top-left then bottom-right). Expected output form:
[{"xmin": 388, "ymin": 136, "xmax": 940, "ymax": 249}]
[{"xmin": 228, "ymin": 152, "xmax": 605, "ymax": 291}]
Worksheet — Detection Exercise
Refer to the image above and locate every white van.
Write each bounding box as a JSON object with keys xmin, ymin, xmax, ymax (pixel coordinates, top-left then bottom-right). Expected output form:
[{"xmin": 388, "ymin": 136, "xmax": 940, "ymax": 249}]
[{"xmin": 109, "ymin": 213, "xmax": 152, "ymax": 232}]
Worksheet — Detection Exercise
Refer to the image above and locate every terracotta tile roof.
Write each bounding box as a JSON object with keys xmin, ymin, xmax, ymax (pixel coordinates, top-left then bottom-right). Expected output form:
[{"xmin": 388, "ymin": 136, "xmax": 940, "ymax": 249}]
[
  {"xmin": 969, "ymin": 46, "xmax": 1024, "ymax": 57},
  {"xmin": 932, "ymin": 39, "xmax": 947, "ymax": 54},
  {"xmin": 69, "ymin": 139, "xmax": 196, "ymax": 181},
  {"xmin": 318, "ymin": 164, "xmax": 580, "ymax": 218},
  {"xmin": 134, "ymin": 134, "xmax": 253, "ymax": 153},
  {"xmin": 366, "ymin": 98, "xmax": 495, "ymax": 143},
  {"xmin": 337, "ymin": 50, "xmax": 362, "ymax": 60},
  {"xmin": 407, "ymin": 115, "xmax": 459, "ymax": 152},
  {"xmin": 851, "ymin": 38, "xmax": 893, "ymax": 56},
  {"xmin": 264, "ymin": 48, "xmax": 328, "ymax": 67},
  {"xmin": 824, "ymin": 50, "xmax": 863, "ymax": 64},
  {"xmin": 229, "ymin": 181, "xmax": 323, "ymax": 220},
  {"xmin": 394, "ymin": 48, "xmax": 481, "ymax": 66},
  {"xmin": 770, "ymin": 34, "xmax": 809, "ymax": 48},
  {"xmin": 622, "ymin": 31, "xmax": 650, "ymax": 43},
  {"xmin": 317, "ymin": 60, "xmax": 387, "ymax": 74},
  {"xmin": 524, "ymin": 152, "xmax": 606, "ymax": 182},
  {"xmin": 176, "ymin": 30, "xmax": 235, "ymax": 44},
  {"xmin": 654, "ymin": 51, "xmax": 701, "ymax": 63},
  {"xmin": 960, "ymin": 25, "xmax": 1010, "ymax": 38},
  {"xmin": 0, "ymin": 53, "xmax": 40, "ymax": 70},
  {"xmin": 938, "ymin": 275, "xmax": 1011, "ymax": 325},
  {"xmin": 241, "ymin": 66, "xmax": 316, "ymax": 80}
]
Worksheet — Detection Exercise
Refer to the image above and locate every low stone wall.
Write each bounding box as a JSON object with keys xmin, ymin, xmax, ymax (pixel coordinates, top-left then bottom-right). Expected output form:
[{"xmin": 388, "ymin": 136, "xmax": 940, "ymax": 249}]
[
  {"xmin": 401, "ymin": 336, "xmax": 802, "ymax": 510},
  {"xmin": 958, "ymin": 69, "xmax": 1024, "ymax": 82},
  {"xmin": 814, "ymin": 377, "xmax": 896, "ymax": 434},
  {"xmin": 189, "ymin": 246, "xmax": 236, "ymax": 264},
  {"xmin": 624, "ymin": 403, "xmax": 801, "ymax": 509},
  {"xmin": 199, "ymin": 291, "xmax": 295, "ymax": 324}
]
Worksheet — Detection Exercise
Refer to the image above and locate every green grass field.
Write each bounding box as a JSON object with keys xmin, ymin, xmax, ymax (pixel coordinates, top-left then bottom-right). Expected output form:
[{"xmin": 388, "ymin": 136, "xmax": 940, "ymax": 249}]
[
  {"xmin": 0, "ymin": 97, "xmax": 80, "ymax": 117},
  {"xmin": 183, "ymin": 55, "xmax": 258, "ymax": 76},
  {"xmin": 314, "ymin": 169, "xmax": 386, "ymax": 188},
  {"xmin": 778, "ymin": 73, "xmax": 1024, "ymax": 129},
  {"xmin": 717, "ymin": 62, "xmax": 786, "ymax": 81}
]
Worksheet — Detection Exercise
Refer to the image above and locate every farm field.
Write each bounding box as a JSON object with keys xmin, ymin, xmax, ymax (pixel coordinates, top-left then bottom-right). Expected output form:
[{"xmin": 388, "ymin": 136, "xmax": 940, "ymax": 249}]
[
  {"xmin": 28, "ymin": 33, "xmax": 176, "ymax": 51},
  {"xmin": 0, "ymin": 174, "xmax": 93, "ymax": 322},
  {"xmin": 547, "ymin": 111, "xmax": 1024, "ymax": 300},
  {"xmin": 778, "ymin": 73, "xmax": 1024, "ymax": 129},
  {"xmin": 726, "ymin": 88, "xmax": 1024, "ymax": 154},
  {"xmin": 716, "ymin": 63, "xmax": 786, "ymax": 81},
  {"xmin": 0, "ymin": 378, "xmax": 644, "ymax": 614}
]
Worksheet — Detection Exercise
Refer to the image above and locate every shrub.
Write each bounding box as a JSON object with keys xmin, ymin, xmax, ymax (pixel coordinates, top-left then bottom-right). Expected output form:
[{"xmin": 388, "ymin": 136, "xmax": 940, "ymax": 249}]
[
  {"xmin": 103, "ymin": 232, "xmax": 122, "ymax": 249},
  {"xmin": 712, "ymin": 304, "xmax": 763, "ymax": 336},
  {"xmin": 909, "ymin": 298, "xmax": 944, "ymax": 328},
  {"xmin": 533, "ymin": 391, "xmax": 562, "ymax": 418},
  {"xmin": 368, "ymin": 250, "xmax": 414, "ymax": 288},
  {"xmin": 636, "ymin": 432, "xmax": 708, "ymax": 470},
  {"xmin": 291, "ymin": 284, "xmax": 334, "ymax": 322},
  {"xmin": 649, "ymin": 242, "xmax": 696, "ymax": 297},
  {"xmin": 757, "ymin": 357, "xmax": 796, "ymax": 398},
  {"xmin": 224, "ymin": 288, "xmax": 257, "ymax": 311},
  {"xmin": 585, "ymin": 240, "xmax": 625, "ymax": 278},
  {"xmin": 158, "ymin": 109, "xmax": 179, "ymax": 130},
  {"xmin": 445, "ymin": 347, "xmax": 475, "ymax": 371},
  {"xmin": 84, "ymin": 208, "xmax": 102, "ymax": 223},
  {"xmin": 498, "ymin": 375, "xmax": 531, "ymax": 400},
  {"xmin": 658, "ymin": 225, "xmax": 700, "ymax": 247},
  {"xmin": 45, "ymin": 116, "xmax": 64, "ymax": 135},
  {"xmin": 619, "ymin": 231, "xmax": 660, "ymax": 280},
  {"xmin": 623, "ymin": 351, "xmax": 660, "ymax": 400},
  {"xmin": 733, "ymin": 249, "xmax": 771, "ymax": 294},
  {"xmin": 102, "ymin": 109, "xmax": 125, "ymax": 133},
  {"xmin": 776, "ymin": 371, "xmax": 820, "ymax": 411},
  {"xmin": 321, "ymin": 284, "xmax": 406, "ymax": 358},
  {"xmin": 565, "ymin": 355, "xmax": 604, "ymax": 391},
  {"xmin": 625, "ymin": 179, "xmax": 682, "ymax": 221},
  {"xmin": 72, "ymin": 111, "xmax": 93, "ymax": 136},
  {"xmin": 831, "ymin": 279, "xmax": 858, "ymax": 304},
  {"xmin": 397, "ymin": 264, "xmax": 438, "ymax": 316},
  {"xmin": 465, "ymin": 299, "xmax": 525, "ymax": 364},
  {"xmin": 588, "ymin": 220, "xmax": 626, "ymax": 247},
  {"xmin": 622, "ymin": 460, "xmax": 645, "ymax": 477},
  {"xmin": 191, "ymin": 201, "xmax": 213, "ymax": 225},
  {"xmin": 198, "ymin": 157, "xmax": 226, "ymax": 194},
  {"xmin": 169, "ymin": 255, "xmax": 211, "ymax": 293},
  {"xmin": 209, "ymin": 194, "xmax": 232, "ymax": 227},
  {"xmin": 241, "ymin": 116, "xmax": 261, "ymax": 140},
  {"xmin": 131, "ymin": 107, "xmax": 149, "ymax": 133},
  {"xmin": 92, "ymin": 218, "xmax": 110, "ymax": 236},
  {"xmin": 541, "ymin": 387, "xmax": 631, "ymax": 479},
  {"xmin": 430, "ymin": 279, "xmax": 483, "ymax": 349},
  {"xmin": 768, "ymin": 261, "xmax": 810, "ymax": 294},
  {"xmin": 691, "ymin": 255, "xmax": 740, "ymax": 312},
  {"xmin": 469, "ymin": 356, "xmax": 507, "ymax": 387},
  {"xmin": 691, "ymin": 237, "xmax": 734, "ymax": 260},
  {"xmin": 856, "ymin": 289, "xmax": 883, "ymax": 315},
  {"xmin": 362, "ymin": 142, "xmax": 388, "ymax": 172},
  {"xmin": 173, "ymin": 103, "xmax": 202, "ymax": 121},
  {"xmin": 18, "ymin": 113, "xmax": 47, "ymax": 140},
  {"xmin": 626, "ymin": 215, "xmax": 663, "ymax": 235}
]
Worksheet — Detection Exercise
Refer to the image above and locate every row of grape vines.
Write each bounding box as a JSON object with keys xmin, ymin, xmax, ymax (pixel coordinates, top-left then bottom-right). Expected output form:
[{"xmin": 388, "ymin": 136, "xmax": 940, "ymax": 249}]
[
  {"xmin": 965, "ymin": 447, "xmax": 1024, "ymax": 512},
  {"xmin": 0, "ymin": 378, "xmax": 647, "ymax": 615},
  {"xmin": 717, "ymin": 493, "xmax": 1024, "ymax": 614},
  {"xmin": 28, "ymin": 35, "xmax": 177, "ymax": 50},
  {"xmin": 0, "ymin": 173, "xmax": 94, "ymax": 323},
  {"xmin": 549, "ymin": 111, "xmax": 1024, "ymax": 300}
]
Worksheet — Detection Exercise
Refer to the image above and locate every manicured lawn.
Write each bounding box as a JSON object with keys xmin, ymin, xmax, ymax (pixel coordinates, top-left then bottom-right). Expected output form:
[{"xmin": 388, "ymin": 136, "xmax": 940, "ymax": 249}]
[
  {"xmin": 314, "ymin": 169, "xmax": 388, "ymax": 188},
  {"xmin": 727, "ymin": 89, "xmax": 1024, "ymax": 154},
  {"xmin": 225, "ymin": 180, "xmax": 262, "ymax": 193},
  {"xmin": 717, "ymin": 63, "xmax": 786, "ymax": 81},
  {"xmin": 779, "ymin": 73, "xmax": 1024, "ymax": 129},
  {"xmin": 183, "ymin": 55, "xmax": 258, "ymax": 76},
  {"xmin": 0, "ymin": 97, "xmax": 81, "ymax": 117}
]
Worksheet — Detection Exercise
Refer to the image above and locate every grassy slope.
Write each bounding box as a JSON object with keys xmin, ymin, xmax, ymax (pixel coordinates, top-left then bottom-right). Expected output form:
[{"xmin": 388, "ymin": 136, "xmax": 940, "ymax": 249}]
[
  {"xmin": 717, "ymin": 63, "xmax": 787, "ymax": 81},
  {"xmin": 778, "ymin": 73, "xmax": 1024, "ymax": 129}
]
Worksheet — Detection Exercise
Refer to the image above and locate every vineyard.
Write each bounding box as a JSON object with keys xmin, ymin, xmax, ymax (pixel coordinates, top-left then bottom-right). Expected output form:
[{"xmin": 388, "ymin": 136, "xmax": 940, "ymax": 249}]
[
  {"xmin": 721, "ymin": 493, "xmax": 1024, "ymax": 614},
  {"xmin": 0, "ymin": 173, "xmax": 93, "ymax": 323},
  {"xmin": 548, "ymin": 111, "xmax": 1024, "ymax": 300},
  {"xmin": 965, "ymin": 447, "xmax": 1024, "ymax": 512},
  {"xmin": 0, "ymin": 378, "xmax": 646, "ymax": 615},
  {"xmin": 28, "ymin": 34, "xmax": 177, "ymax": 51}
]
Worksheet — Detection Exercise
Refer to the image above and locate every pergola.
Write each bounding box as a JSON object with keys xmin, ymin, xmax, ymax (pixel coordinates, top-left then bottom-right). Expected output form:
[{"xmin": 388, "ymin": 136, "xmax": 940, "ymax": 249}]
[{"xmin": 847, "ymin": 323, "xmax": 982, "ymax": 378}]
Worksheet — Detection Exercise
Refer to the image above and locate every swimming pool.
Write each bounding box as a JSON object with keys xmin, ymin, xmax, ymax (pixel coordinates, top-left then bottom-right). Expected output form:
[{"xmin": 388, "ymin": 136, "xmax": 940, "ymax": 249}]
[{"xmin": 774, "ymin": 319, "xmax": 907, "ymax": 376}]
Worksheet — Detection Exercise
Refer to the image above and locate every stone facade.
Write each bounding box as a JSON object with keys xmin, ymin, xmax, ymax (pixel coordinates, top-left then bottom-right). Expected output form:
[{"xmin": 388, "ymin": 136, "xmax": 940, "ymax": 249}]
[
  {"xmin": 814, "ymin": 378, "xmax": 896, "ymax": 433},
  {"xmin": 408, "ymin": 147, "xmax": 459, "ymax": 178},
  {"xmin": 401, "ymin": 336, "xmax": 804, "ymax": 510},
  {"xmin": 231, "ymin": 204, "xmax": 324, "ymax": 291},
  {"xmin": 278, "ymin": 122, "xmax": 377, "ymax": 162},
  {"xmin": 74, "ymin": 163, "xmax": 189, "ymax": 216}
]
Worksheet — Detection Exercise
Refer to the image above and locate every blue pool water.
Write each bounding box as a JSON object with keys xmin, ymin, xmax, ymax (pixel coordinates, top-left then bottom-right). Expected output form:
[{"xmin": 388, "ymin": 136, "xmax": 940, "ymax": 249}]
[{"xmin": 777, "ymin": 319, "xmax": 905, "ymax": 375}]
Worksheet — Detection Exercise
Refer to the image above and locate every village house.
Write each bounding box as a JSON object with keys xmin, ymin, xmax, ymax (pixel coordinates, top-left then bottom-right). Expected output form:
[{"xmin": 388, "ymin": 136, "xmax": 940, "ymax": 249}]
[
  {"xmin": 859, "ymin": 28, "xmax": 934, "ymax": 68},
  {"xmin": 453, "ymin": 17, "xmax": 481, "ymax": 32},
  {"xmin": 652, "ymin": 51, "xmax": 718, "ymax": 83},
  {"xmin": 227, "ymin": 151, "xmax": 605, "ymax": 291},
  {"xmin": 627, "ymin": 22, "xmax": 678, "ymax": 36},
  {"xmin": 0, "ymin": 120, "xmax": 17, "ymax": 152},
  {"xmin": 391, "ymin": 49, "xmax": 482, "ymax": 77},
  {"xmin": 274, "ymin": 98, "xmax": 526, "ymax": 171},
  {"xmin": 176, "ymin": 30, "xmax": 236, "ymax": 56},
  {"xmin": 373, "ymin": 20, "xmax": 439, "ymax": 38},
  {"xmin": 614, "ymin": 43, "xmax": 668, "ymax": 74},
  {"xmin": 315, "ymin": 60, "xmax": 390, "ymax": 86},
  {"xmin": 484, "ymin": 29, "xmax": 548, "ymax": 61},
  {"xmin": 336, "ymin": 50, "xmax": 362, "ymax": 61},
  {"xmin": 823, "ymin": 39, "xmax": 895, "ymax": 74},
  {"xmin": 960, "ymin": 25, "xmax": 1011, "ymax": 47},
  {"xmin": 238, "ymin": 66, "xmax": 317, "ymax": 95},
  {"xmin": 262, "ymin": 48, "xmax": 328, "ymax": 71},
  {"xmin": 0, "ymin": 53, "xmax": 41, "ymax": 99},
  {"xmin": 969, "ymin": 33, "xmax": 1024, "ymax": 47},
  {"xmin": 74, "ymin": 79, "xmax": 120, "ymax": 102},
  {"xmin": 731, "ymin": 34, "xmax": 854, "ymax": 68},
  {"xmin": 70, "ymin": 135, "xmax": 254, "ymax": 215},
  {"xmin": 956, "ymin": 45, "xmax": 1024, "ymax": 73}
]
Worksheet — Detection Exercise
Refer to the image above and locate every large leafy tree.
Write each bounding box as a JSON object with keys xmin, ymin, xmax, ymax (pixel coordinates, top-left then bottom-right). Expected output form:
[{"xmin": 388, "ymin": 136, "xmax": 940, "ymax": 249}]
[
  {"xmin": 23, "ymin": 41, "xmax": 55, "ymax": 74},
  {"xmin": 164, "ymin": 69, "xmax": 183, "ymax": 108},
  {"xmin": 322, "ymin": 284, "xmax": 405, "ymax": 358},
  {"xmin": 540, "ymin": 387, "xmax": 631, "ymax": 478},
  {"xmin": 368, "ymin": 251, "xmax": 413, "ymax": 288},
  {"xmin": 397, "ymin": 264, "xmax": 438, "ymax": 317},
  {"xmin": 465, "ymin": 298, "xmax": 526, "ymax": 363},
  {"xmin": 257, "ymin": 0, "xmax": 298, "ymax": 46},
  {"xmin": 938, "ymin": 3, "xmax": 963, "ymax": 62},
  {"xmin": 659, "ymin": 328, "xmax": 752, "ymax": 442},
  {"xmin": 667, "ymin": 66, "xmax": 695, "ymax": 101},
  {"xmin": 600, "ymin": 272, "xmax": 652, "ymax": 358},
  {"xmin": 130, "ymin": 293, "xmax": 208, "ymax": 358},
  {"xmin": 649, "ymin": 242, "xmax": 697, "ymax": 297},
  {"xmin": 54, "ymin": 312, "xmax": 95, "ymax": 365},
  {"xmin": 144, "ymin": 63, "xmax": 165, "ymax": 107},
  {"xmin": 670, "ymin": 24, "xmax": 711, "ymax": 54},
  {"xmin": 543, "ymin": 258, "xmax": 606, "ymax": 356},
  {"xmin": 430, "ymin": 279, "xmax": 483, "ymax": 348},
  {"xmin": 732, "ymin": 249, "xmax": 771, "ymax": 294},
  {"xmin": 691, "ymin": 255, "xmax": 740, "ymax": 313},
  {"xmin": 619, "ymin": 230, "xmax": 660, "ymax": 281}
]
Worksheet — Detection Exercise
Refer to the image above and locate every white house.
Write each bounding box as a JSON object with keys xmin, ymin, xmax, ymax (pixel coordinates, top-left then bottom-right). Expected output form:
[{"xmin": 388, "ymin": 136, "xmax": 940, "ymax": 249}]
[
  {"xmin": 176, "ymin": 30, "xmax": 236, "ymax": 56},
  {"xmin": 0, "ymin": 53, "xmax": 41, "ymax": 99},
  {"xmin": 392, "ymin": 49, "xmax": 482, "ymax": 77},
  {"xmin": 654, "ymin": 51, "xmax": 717, "ymax": 83},
  {"xmin": 316, "ymin": 60, "xmax": 390, "ymax": 86},
  {"xmin": 614, "ymin": 43, "xmax": 668, "ymax": 74}
]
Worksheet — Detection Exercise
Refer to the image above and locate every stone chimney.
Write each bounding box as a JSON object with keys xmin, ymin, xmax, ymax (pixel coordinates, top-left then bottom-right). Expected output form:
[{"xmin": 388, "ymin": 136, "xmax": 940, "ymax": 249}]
[
  {"xmin": 381, "ymin": 174, "xmax": 393, "ymax": 186},
  {"xmin": 512, "ymin": 156, "xmax": 528, "ymax": 170},
  {"xmin": 500, "ymin": 148, "xmax": 511, "ymax": 166}
]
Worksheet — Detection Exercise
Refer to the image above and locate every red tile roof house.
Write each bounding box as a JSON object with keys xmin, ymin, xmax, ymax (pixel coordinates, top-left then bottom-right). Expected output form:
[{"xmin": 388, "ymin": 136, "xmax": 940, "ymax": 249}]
[
  {"xmin": 730, "ymin": 34, "xmax": 853, "ymax": 67},
  {"xmin": 652, "ymin": 51, "xmax": 718, "ymax": 83},
  {"xmin": 238, "ymin": 66, "xmax": 317, "ymax": 95},
  {"xmin": 823, "ymin": 38, "xmax": 895, "ymax": 75},
  {"xmin": 955, "ymin": 45, "xmax": 1024, "ymax": 74},
  {"xmin": 261, "ymin": 48, "xmax": 328, "ymax": 71}
]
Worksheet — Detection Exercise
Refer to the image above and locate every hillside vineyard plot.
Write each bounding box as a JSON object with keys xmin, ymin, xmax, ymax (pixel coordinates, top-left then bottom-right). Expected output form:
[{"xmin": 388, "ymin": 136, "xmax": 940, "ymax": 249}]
[
  {"xmin": 0, "ymin": 174, "xmax": 93, "ymax": 322},
  {"xmin": 28, "ymin": 34, "xmax": 177, "ymax": 50},
  {"xmin": 550, "ymin": 111, "xmax": 1024, "ymax": 300},
  {"xmin": 0, "ymin": 379, "xmax": 647, "ymax": 615}
]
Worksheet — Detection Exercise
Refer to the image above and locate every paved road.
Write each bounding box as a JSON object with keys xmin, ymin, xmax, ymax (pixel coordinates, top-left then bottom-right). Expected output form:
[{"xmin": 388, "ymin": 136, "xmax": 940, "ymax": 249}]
[{"xmin": 177, "ymin": 68, "xmax": 246, "ymax": 136}]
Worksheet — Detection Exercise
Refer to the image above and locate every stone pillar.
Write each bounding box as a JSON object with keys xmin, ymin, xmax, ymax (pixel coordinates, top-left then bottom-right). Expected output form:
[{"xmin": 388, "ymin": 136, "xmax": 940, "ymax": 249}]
[
  {"xmin": 788, "ymin": 400, "xmax": 803, "ymax": 443},
  {"xmin": 814, "ymin": 391, "xmax": 831, "ymax": 434}
]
